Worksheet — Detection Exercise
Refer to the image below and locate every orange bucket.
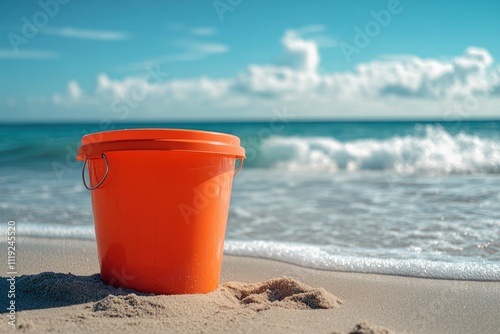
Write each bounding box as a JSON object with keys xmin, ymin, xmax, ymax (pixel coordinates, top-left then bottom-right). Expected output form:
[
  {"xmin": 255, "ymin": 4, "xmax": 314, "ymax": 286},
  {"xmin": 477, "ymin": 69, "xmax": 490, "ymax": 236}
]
[{"xmin": 76, "ymin": 129, "xmax": 245, "ymax": 294}]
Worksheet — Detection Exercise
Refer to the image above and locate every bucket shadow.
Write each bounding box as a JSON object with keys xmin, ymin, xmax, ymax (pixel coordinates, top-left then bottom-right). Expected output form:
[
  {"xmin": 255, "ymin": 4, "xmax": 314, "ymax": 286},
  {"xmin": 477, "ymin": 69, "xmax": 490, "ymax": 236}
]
[{"xmin": 0, "ymin": 272, "xmax": 150, "ymax": 312}]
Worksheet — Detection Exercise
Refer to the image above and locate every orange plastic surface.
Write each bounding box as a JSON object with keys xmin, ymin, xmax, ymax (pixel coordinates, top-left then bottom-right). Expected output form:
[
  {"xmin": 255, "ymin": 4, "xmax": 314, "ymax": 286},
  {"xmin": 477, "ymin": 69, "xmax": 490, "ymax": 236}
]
[
  {"xmin": 79, "ymin": 129, "xmax": 244, "ymax": 294},
  {"xmin": 77, "ymin": 128, "xmax": 245, "ymax": 160}
]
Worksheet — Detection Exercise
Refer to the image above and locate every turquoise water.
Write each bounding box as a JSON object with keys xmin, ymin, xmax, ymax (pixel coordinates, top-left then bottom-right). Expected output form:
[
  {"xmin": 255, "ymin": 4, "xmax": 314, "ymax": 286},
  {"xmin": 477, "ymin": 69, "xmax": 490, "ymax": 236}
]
[{"xmin": 1, "ymin": 121, "xmax": 499, "ymax": 280}]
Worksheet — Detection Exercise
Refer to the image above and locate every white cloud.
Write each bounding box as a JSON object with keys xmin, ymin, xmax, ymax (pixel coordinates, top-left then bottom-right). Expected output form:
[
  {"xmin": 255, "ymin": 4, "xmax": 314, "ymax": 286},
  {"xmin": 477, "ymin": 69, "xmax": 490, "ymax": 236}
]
[
  {"xmin": 47, "ymin": 27, "xmax": 500, "ymax": 120},
  {"xmin": 234, "ymin": 42, "xmax": 500, "ymax": 101},
  {"xmin": 41, "ymin": 27, "xmax": 129, "ymax": 40},
  {"xmin": 293, "ymin": 24, "xmax": 338, "ymax": 48},
  {"xmin": 67, "ymin": 80, "xmax": 82, "ymax": 99},
  {"xmin": 328, "ymin": 46, "xmax": 499, "ymax": 99},
  {"xmin": 189, "ymin": 27, "xmax": 217, "ymax": 36},
  {"xmin": 0, "ymin": 49, "xmax": 59, "ymax": 59},
  {"xmin": 275, "ymin": 29, "xmax": 320, "ymax": 72},
  {"xmin": 194, "ymin": 41, "xmax": 228, "ymax": 54},
  {"xmin": 167, "ymin": 23, "xmax": 218, "ymax": 36},
  {"xmin": 95, "ymin": 73, "xmax": 154, "ymax": 99},
  {"xmin": 180, "ymin": 40, "xmax": 228, "ymax": 54}
]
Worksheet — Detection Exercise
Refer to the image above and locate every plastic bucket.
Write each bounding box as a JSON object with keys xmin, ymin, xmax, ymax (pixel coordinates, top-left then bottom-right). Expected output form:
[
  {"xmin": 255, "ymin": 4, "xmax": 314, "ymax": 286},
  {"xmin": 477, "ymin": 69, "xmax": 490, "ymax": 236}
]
[{"xmin": 76, "ymin": 129, "xmax": 245, "ymax": 294}]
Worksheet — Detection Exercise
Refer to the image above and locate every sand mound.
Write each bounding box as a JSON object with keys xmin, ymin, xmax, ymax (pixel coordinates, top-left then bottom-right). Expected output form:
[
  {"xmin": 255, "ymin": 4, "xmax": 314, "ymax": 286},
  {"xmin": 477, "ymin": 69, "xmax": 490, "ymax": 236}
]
[
  {"xmin": 2, "ymin": 271, "xmax": 398, "ymax": 333},
  {"xmin": 12, "ymin": 273, "xmax": 341, "ymax": 314},
  {"xmin": 90, "ymin": 276, "xmax": 341, "ymax": 318},
  {"xmin": 93, "ymin": 294, "xmax": 166, "ymax": 318},
  {"xmin": 222, "ymin": 276, "xmax": 342, "ymax": 311}
]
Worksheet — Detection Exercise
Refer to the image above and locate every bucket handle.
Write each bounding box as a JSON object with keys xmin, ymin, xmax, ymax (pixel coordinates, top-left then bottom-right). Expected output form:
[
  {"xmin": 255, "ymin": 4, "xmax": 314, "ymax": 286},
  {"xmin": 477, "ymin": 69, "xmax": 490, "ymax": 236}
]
[
  {"xmin": 82, "ymin": 153, "xmax": 109, "ymax": 191},
  {"xmin": 234, "ymin": 157, "xmax": 244, "ymax": 177},
  {"xmin": 82, "ymin": 154, "xmax": 239, "ymax": 190}
]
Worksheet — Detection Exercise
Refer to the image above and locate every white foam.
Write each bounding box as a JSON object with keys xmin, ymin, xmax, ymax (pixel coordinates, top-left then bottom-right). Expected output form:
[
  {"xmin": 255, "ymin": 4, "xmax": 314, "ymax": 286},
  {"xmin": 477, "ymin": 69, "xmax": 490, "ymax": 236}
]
[
  {"xmin": 6, "ymin": 224, "xmax": 498, "ymax": 281},
  {"xmin": 257, "ymin": 125, "xmax": 500, "ymax": 174},
  {"xmin": 224, "ymin": 240, "xmax": 500, "ymax": 281}
]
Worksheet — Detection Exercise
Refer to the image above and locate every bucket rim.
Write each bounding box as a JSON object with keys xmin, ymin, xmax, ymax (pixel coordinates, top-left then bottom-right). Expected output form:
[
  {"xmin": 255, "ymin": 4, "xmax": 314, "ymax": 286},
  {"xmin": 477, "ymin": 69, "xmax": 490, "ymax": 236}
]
[{"xmin": 76, "ymin": 128, "xmax": 245, "ymax": 160}]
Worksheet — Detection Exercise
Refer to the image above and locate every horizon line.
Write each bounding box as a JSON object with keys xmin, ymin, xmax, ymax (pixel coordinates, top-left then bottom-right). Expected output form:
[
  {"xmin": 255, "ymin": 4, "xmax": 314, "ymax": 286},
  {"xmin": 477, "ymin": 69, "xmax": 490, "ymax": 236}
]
[{"xmin": 1, "ymin": 117, "xmax": 500, "ymax": 125}]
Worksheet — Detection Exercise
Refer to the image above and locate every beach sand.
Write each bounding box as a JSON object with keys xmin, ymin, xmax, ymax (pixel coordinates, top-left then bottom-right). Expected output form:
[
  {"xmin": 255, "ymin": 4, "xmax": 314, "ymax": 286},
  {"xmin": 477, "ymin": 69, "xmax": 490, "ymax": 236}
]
[{"xmin": 1, "ymin": 238, "xmax": 499, "ymax": 333}]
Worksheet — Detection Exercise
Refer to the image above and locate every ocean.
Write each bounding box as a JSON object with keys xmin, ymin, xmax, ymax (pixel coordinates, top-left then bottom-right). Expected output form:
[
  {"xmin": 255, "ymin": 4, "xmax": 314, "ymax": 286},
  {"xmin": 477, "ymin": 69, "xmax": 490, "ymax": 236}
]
[{"xmin": 1, "ymin": 120, "xmax": 499, "ymax": 280}]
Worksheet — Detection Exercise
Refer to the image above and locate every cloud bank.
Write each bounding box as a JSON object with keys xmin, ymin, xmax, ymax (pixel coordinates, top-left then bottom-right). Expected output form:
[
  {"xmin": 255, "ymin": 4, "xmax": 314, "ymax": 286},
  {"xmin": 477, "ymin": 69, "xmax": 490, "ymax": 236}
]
[{"xmin": 7, "ymin": 27, "xmax": 500, "ymax": 120}]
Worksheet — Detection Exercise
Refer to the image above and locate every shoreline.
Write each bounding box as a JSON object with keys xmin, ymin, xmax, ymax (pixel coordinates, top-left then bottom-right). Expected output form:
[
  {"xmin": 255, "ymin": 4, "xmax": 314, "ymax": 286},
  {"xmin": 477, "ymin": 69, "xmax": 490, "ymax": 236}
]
[
  {"xmin": 1, "ymin": 237, "xmax": 499, "ymax": 333},
  {"xmin": 3, "ymin": 233, "xmax": 498, "ymax": 281}
]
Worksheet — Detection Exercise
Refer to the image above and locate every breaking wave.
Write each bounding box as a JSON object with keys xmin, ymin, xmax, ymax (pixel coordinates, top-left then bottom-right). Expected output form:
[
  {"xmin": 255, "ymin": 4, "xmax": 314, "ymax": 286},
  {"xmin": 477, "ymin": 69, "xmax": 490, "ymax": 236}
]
[{"xmin": 252, "ymin": 125, "xmax": 500, "ymax": 174}]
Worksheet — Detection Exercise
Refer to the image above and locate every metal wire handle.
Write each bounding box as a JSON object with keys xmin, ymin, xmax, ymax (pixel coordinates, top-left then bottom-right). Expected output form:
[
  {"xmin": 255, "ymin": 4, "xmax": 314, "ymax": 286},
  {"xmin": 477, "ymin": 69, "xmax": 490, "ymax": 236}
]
[
  {"xmin": 234, "ymin": 158, "xmax": 244, "ymax": 177},
  {"xmin": 82, "ymin": 153, "xmax": 238, "ymax": 189},
  {"xmin": 82, "ymin": 153, "xmax": 109, "ymax": 191}
]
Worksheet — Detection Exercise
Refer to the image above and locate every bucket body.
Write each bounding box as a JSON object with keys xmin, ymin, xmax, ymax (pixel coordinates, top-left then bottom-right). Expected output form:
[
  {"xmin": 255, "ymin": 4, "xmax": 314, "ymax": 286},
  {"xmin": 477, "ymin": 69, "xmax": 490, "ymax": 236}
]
[{"xmin": 77, "ymin": 129, "xmax": 245, "ymax": 294}]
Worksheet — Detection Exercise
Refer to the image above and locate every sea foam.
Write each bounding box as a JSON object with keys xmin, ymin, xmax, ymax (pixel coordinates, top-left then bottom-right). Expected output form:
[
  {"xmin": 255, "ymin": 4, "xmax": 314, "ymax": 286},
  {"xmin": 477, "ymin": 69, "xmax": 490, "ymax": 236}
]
[
  {"xmin": 3, "ymin": 225, "xmax": 498, "ymax": 281},
  {"xmin": 225, "ymin": 240, "xmax": 500, "ymax": 281},
  {"xmin": 254, "ymin": 125, "xmax": 500, "ymax": 174}
]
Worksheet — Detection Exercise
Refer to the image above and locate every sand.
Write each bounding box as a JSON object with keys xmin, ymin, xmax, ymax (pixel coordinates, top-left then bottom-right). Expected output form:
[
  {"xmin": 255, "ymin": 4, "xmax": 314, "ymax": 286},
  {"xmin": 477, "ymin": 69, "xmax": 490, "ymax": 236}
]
[{"xmin": 1, "ymin": 237, "xmax": 499, "ymax": 333}]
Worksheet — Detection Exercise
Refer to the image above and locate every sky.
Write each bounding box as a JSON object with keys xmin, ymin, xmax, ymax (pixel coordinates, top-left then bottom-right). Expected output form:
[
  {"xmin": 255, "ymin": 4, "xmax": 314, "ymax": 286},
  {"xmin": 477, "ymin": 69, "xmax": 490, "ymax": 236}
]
[{"xmin": 0, "ymin": 0, "xmax": 499, "ymax": 122}]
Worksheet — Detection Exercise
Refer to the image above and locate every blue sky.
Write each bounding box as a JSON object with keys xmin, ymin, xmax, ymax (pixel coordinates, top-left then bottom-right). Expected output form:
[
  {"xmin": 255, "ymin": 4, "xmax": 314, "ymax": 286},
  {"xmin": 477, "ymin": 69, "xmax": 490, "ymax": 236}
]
[{"xmin": 1, "ymin": 0, "xmax": 499, "ymax": 121}]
